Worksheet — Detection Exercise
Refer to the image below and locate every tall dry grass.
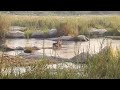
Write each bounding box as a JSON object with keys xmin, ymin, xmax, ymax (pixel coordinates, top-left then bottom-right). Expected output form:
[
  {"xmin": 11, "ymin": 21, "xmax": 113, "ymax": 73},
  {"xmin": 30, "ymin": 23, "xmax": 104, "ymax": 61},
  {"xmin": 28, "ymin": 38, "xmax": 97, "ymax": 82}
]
[
  {"xmin": 0, "ymin": 14, "xmax": 120, "ymax": 37},
  {"xmin": 0, "ymin": 45, "xmax": 120, "ymax": 79},
  {"xmin": 0, "ymin": 14, "xmax": 120, "ymax": 79},
  {"xmin": 9, "ymin": 15, "xmax": 120, "ymax": 36},
  {"xmin": 0, "ymin": 14, "xmax": 11, "ymax": 39}
]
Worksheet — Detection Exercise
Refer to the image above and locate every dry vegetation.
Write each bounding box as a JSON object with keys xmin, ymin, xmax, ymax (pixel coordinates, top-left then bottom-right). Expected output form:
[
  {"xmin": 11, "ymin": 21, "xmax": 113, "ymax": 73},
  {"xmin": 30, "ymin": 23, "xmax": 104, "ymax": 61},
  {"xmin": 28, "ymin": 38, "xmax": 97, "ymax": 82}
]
[
  {"xmin": 0, "ymin": 14, "xmax": 120, "ymax": 79},
  {"xmin": 0, "ymin": 46, "xmax": 120, "ymax": 79},
  {"xmin": 9, "ymin": 15, "xmax": 120, "ymax": 36},
  {"xmin": 1, "ymin": 14, "xmax": 120, "ymax": 38}
]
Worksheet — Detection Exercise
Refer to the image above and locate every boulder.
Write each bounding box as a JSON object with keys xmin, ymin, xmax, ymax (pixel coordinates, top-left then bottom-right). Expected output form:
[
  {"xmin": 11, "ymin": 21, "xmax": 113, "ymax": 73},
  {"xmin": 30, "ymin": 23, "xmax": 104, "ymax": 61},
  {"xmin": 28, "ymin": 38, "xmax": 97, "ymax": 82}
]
[
  {"xmin": 31, "ymin": 29, "xmax": 57, "ymax": 38},
  {"xmin": 19, "ymin": 53, "xmax": 41, "ymax": 60},
  {"xmin": 70, "ymin": 52, "xmax": 91, "ymax": 63},
  {"xmin": 23, "ymin": 46, "xmax": 40, "ymax": 53},
  {"xmin": 0, "ymin": 44, "xmax": 14, "ymax": 51},
  {"xmin": 18, "ymin": 53, "xmax": 69, "ymax": 62},
  {"xmin": 31, "ymin": 31, "xmax": 45, "ymax": 38},
  {"xmin": 48, "ymin": 29, "xmax": 57, "ymax": 37},
  {"xmin": 9, "ymin": 26, "xmax": 26, "ymax": 32},
  {"xmin": 105, "ymin": 36, "xmax": 120, "ymax": 40},
  {"xmin": 15, "ymin": 47, "xmax": 24, "ymax": 50},
  {"xmin": 61, "ymin": 36, "xmax": 73, "ymax": 41},
  {"xmin": 47, "ymin": 36, "xmax": 73, "ymax": 41},
  {"xmin": 89, "ymin": 28, "xmax": 107, "ymax": 36},
  {"xmin": 48, "ymin": 35, "xmax": 89, "ymax": 41},
  {"xmin": 70, "ymin": 46, "xmax": 112, "ymax": 64},
  {"xmin": 6, "ymin": 31, "xmax": 25, "ymax": 38},
  {"xmin": 47, "ymin": 38, "xmax": 58, "ymax": 41},
  {"xmin": 24, "ymin": 49, "xmax": 32, "ymax": 53},
  {"xmin": 73, "ymin": 35, "xmax": 89, "ymax": 41},
  {"xmin": 0, "ymin": 45, "xmax": 25, "ymax": 51}
]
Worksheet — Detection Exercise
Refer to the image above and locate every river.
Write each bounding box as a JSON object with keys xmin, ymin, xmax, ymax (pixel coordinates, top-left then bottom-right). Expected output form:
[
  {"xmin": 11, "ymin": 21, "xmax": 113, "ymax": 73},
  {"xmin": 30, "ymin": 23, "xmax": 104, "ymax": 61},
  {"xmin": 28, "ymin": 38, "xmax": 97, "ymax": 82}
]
[{"xmin": 2, "ymin": 38, "xmax": 120, "ymax": 59}]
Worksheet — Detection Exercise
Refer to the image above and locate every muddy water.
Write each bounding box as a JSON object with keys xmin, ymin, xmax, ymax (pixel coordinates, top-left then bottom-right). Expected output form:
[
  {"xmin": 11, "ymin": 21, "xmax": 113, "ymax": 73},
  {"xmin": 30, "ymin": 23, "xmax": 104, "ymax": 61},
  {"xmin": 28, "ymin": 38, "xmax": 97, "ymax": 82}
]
[{"xmin": 3, "ymin": 38, "xmax": 120, "ymax": 59}]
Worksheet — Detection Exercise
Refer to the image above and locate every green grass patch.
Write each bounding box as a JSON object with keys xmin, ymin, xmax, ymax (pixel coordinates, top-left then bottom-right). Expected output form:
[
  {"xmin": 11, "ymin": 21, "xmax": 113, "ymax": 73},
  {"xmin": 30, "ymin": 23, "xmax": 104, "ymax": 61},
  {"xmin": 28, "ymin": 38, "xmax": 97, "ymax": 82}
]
[{"xmin": 24, "ymin": 28, "xmax": 36, "ymax": 38}]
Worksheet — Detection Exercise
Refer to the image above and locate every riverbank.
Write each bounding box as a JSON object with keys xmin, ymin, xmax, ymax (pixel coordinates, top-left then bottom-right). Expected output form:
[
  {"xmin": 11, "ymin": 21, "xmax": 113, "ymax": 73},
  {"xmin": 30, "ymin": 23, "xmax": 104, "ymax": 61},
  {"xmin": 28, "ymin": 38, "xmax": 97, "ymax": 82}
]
[
  {"xmin": 1, "ymin": 14, "xmax": 120, "ymax": 40},
  {"xmin": 0, "ymin": 14, "xmax": 120, "ymax": 79},
  {"xmin": 0, "ymin": 45, "xmax": 120, "ymax": 79}
]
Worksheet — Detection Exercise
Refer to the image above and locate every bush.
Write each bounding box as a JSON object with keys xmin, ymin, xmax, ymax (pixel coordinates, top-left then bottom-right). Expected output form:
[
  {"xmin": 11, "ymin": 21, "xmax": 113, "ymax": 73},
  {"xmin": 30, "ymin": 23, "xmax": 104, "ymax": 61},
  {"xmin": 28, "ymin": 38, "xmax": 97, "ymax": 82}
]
[{"xmin": 24, "ymin": 28, "xmax": 35, "ymax": 38}]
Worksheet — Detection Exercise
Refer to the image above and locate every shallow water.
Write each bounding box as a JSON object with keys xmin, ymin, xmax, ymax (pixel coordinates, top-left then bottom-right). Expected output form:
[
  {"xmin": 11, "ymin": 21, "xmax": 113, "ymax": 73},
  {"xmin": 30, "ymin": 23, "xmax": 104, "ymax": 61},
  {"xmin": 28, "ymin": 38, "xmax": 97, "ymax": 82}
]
[
  {"xmin": 1, "ymin": 38, "xmax": 120, "ymax": 75},
  {"xmin": 1, "ymin": 66, "xmax": 31, "ymax": 75},
  {"xmin": 1, "ymin": 62, "xmax": 86, "ymax": 75},
  {"xmin": 3, "ymin": 38, "xmax": 120, "ymax": 59}
]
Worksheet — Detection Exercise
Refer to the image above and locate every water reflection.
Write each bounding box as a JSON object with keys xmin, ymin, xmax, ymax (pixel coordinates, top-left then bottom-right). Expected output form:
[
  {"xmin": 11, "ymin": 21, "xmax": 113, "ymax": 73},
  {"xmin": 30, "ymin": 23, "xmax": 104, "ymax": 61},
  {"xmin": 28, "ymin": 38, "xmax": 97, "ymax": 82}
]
[{"xmin": 2, "ymin": 38, "xmax": 120, "ymax": 59}]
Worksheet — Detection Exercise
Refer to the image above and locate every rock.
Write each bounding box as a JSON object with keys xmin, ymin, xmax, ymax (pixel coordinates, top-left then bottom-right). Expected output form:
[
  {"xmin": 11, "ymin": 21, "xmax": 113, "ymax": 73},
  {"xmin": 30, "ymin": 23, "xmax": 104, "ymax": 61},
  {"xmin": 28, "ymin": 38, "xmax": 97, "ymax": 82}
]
[
  {"xmin": 48, "ymin": 29, "xmax": 57, "ymax": 37},
  {"xmin": 15, "ymin": 47, "xmax": 24, "ymax": 50},
  {"xmin": 89, "ymin": 28, "xmax": 107, "ymax": 37},
  {"xmin": 31, "ymin": 29, "xmax": 57, "ymax": 38},
  {"xmin": 47, "ymin": 36, "xmax": 72, "ymax": 41},
  {"xmin": 47, "ymin": 38, "xmax": 58, "ymax": 41},
  {"xmin": 48, "ymin": 36, "xmax": 73, "ymax": 41},
  {"xmin": 70, "ymin": 52, "xmax": 91, "ymax": 63},
  {"xmin": 0, "ymin": 45, "xmax": 25, "ymax": 51},
  {"xmin": 48, "ymin": 35, "xmax": 89, "ymax": 41},
  {"xmin": 24, "ymin": 46, "xmax": 40, "ymax": 53},
  {"xmin": 6, "ymin": 31, "xmax": 25, "ymax": 38},
  {"xmin": 24, "ymin": 49, "xmax": 32, "ymax": 53},
  {"xmin": 19, "ymin": 53, "xmax": 40, "ymax": 60},
  {"xmin": 1, "ymin": 46, "xmax": 24, "ymax": 51},
  {"xmin": 18, "ymin": 53, "xmax": 68, "ymax": 62},
  {"xmin": 105, "ymin": 36, "xmax": 120, "ymax": 40},
  {"xmin": 0, "ymin": 44, "xmax": 14, "ymax": 51},
  {"xmin": 60, "ymin": 36, "xmax": 73, "ymax": 41},
  {"xmin": 32, "ymin": 46, "xmax": 40, "ymax": 50},
  {"xmin": 31, "ymin": 31, "xmax": 45, "ymax": 38},
  {"xmin": 73, "ymin": 35, "xmax": 89, "ymax": 41},
  {"xmin": 70, "ymin": 46, "xmax": 113, "ymax": 64},
  {"xmin": 5, "ymin": 47, "xmax": 14, "ymax": 51},
  {"xmin": 9, "ymin": 26, "xmax": 26, "ymax": 32}
]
